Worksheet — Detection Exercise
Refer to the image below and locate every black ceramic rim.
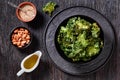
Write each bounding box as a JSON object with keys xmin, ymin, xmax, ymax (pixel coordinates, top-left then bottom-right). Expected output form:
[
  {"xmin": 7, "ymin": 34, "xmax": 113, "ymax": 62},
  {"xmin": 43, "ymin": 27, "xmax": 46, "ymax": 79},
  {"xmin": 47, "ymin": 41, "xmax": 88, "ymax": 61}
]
[
  {"xmin": 10, "ymin": 26, "xmax": 32, "ymax": 49},
  {"xmin": 44, "ymin": 6, "xmax": 115, "ymax": 75}
]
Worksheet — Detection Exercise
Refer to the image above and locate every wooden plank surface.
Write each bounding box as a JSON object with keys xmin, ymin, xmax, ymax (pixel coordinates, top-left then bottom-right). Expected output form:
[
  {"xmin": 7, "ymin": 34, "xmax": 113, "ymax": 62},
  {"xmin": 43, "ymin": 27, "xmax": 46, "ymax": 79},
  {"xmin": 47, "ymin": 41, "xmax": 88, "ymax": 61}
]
[{"xmin": 0, "ymin": 0, "xmax": 119, "ymax": 80}]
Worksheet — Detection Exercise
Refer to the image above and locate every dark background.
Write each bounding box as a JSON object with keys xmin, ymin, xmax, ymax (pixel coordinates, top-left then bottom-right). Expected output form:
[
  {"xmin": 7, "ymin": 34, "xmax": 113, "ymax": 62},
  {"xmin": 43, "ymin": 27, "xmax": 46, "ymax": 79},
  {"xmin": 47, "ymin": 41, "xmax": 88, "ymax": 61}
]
[{"xmin": 0, "ymin": 0, "xmax": 119, "ymax": 80}]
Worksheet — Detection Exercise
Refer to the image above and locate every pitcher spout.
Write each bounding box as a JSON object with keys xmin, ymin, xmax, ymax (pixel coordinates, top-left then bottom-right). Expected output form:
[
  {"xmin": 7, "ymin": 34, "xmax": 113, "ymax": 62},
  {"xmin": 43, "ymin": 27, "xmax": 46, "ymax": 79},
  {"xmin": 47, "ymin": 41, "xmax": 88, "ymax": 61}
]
[{"xmin": 34, "ymin": 50, "xmax": 42, "ymax": 58}]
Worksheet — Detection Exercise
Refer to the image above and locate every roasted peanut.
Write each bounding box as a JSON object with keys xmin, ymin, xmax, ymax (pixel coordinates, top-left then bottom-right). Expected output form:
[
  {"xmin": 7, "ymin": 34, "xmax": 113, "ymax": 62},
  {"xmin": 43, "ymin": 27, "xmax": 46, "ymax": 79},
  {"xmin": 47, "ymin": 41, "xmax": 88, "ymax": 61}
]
[{"xmin": 11, "ymin": 28, "xmax": 31, "ymax": 48}]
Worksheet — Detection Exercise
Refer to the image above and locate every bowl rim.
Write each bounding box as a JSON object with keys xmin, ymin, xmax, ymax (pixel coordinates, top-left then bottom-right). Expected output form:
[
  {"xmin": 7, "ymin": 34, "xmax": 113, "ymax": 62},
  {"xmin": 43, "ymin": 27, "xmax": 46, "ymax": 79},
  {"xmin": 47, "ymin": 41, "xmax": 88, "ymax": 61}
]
[
  {"xmin": 44, "ymin": 6, "xmax": 116, "ymax": 75},
  {"xmin": 10, "ymin": 26, "xmax": 32, "ymax": 49}
]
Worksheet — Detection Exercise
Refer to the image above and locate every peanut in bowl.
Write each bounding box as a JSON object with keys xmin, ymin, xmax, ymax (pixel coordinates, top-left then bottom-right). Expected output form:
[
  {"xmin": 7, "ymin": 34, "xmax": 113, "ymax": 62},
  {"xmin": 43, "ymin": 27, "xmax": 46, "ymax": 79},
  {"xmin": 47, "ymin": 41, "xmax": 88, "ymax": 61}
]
[{"xmin": 10, "ymin": 27, "xmax": 32, "ymax": 49}]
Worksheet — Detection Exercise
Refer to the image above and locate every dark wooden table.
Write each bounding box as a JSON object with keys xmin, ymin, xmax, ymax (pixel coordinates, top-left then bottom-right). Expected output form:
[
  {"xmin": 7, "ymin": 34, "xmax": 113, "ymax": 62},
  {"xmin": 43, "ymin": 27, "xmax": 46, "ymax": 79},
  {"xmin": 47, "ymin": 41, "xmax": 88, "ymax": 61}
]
[{"xmin": 0, "ymin": 0, "xmax": 119, "ymax": 80}]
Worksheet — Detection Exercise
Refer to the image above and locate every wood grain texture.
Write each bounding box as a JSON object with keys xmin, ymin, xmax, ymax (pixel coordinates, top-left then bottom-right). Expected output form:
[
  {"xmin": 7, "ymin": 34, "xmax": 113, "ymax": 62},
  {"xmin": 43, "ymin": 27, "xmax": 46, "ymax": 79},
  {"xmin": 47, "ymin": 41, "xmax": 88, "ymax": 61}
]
[{"xmin": 0, "ymin": 0, "xmax": 119, "ymax": 80}]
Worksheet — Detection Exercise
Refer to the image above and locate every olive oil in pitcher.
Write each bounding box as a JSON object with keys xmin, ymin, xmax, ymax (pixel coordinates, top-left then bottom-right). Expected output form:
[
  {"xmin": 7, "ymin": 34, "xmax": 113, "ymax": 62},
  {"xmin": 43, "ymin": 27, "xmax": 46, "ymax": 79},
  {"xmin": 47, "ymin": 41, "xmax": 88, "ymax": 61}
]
[
  {"xmin": 17, "ymin": 51, "xmax": 42, "ymax": 77},
  {"xmin": 24, "ymin": 55, "xmax": 38, "ymax": 69}
]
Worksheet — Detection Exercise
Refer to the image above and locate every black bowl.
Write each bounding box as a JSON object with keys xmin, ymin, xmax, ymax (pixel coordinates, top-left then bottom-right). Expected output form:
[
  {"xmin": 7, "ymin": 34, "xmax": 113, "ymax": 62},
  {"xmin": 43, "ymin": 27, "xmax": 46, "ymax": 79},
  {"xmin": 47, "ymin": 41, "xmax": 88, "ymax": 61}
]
[
  {"xmin": 10, "ymin": 27, "xmax": 32, "ymax": 49},
  {"xmin": 44, "ymin": 6, "xmax": 115, "ymax": 75},
  {"xmin": 55, "ymin": 15, "xmax": 104, "ymax": 63}
]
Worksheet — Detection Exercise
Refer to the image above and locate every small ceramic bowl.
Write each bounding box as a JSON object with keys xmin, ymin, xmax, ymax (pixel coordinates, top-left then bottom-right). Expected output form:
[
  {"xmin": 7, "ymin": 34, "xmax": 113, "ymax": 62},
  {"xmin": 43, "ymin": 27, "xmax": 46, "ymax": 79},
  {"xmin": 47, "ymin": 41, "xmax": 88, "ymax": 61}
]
[
  {"xmin": 16, "ymin": 2, "xmax": 37, "ymax": 22},
  {"xmin": 10, "ymin": 27, "xmax": 32, "ymax": 49}
]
